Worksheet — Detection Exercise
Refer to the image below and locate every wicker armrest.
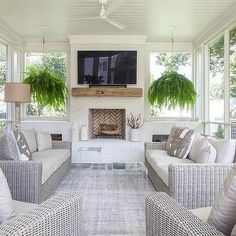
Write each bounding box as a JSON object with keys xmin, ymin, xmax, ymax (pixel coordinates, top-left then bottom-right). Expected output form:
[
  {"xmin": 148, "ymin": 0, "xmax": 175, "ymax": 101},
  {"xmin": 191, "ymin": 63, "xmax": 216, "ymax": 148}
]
[
  {"xmin": 0, "ymin": 160, "xmax": 42, "ymax": 203},
  {"xmin": 169, "ymin": 163, "xmax": 233, "ymax": 209},
  {"xmin": 0, "ymin": 191, "xmax": 83, "ymax": 236},
  {"xmin": 52, "ymin": 141, "xmax": 72, "ymax": 149},
  {"xmin": 145, "ymin": 192, "xmax": 224, "ymax": 236},
  {"xmin": 144, "ymin": 142, "xmax": 166, "ymax": 151}
]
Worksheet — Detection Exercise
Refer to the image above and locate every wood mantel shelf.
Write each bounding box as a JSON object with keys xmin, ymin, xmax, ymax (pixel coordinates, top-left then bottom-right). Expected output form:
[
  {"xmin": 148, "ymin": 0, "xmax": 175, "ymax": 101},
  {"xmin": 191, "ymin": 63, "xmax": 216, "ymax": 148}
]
[{"xmin": 71, "ymin": 87, "xmax": 143, "ymax": 97}]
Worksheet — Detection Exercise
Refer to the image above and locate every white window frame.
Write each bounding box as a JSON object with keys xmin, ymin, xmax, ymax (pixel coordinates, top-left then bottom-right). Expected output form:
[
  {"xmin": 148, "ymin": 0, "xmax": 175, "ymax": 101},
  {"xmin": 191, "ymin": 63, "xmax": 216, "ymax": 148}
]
[
  {"xmin": 23, "ymin": 50, "xmax": 70, "ymax": 121},
  {"xmin": 203, "ymin": 25, "xmax": 236, "ymax": 139}
]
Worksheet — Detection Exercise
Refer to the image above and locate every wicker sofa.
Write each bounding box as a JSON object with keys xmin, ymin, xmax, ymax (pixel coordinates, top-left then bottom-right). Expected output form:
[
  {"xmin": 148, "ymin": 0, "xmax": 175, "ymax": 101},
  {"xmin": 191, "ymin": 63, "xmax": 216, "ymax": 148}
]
[
  {"xmin": 145, "ymin": 141, "xmax": 233, "ymax": 209},
  {"xmin": 145, "ymin": 192, "xmax": 224, "ymax": 236},
  {"xmin": 0, "ymin": 141, "xmax": 71, "ymax": 204},
  {"xmin": 0, "ymin": 191, "xmax": 82, "ymax": 236}
]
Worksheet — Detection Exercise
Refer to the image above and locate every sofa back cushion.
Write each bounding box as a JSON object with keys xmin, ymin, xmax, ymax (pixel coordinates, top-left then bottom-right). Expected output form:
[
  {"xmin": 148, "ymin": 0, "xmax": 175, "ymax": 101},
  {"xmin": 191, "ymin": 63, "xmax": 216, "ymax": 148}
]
[
  {"xmin": 208, "ymin": 138, "xmax": 235, "ymax": 163},
  {"xmin": 189, "ymin": 132, "xmax": 204, "ymax": 162},
  {"xmin": 196, "ymin": 140, "xmax": 217, "ymax": 164},
  {"xmin": 36, "ymin": 131, "xmax": 52, "ymax": 151},
  {"xmin": 13, "ymin": 129, "xmax": 32, "ymax": 161},
  {"xmin": 208, "ymin": 164, "xmax": 236, "ymax": 235},
  {"xmin": 21, "ymin": 129, "xmax": 37, "ymax": 153},
  {"xmin": 166, "ymin": 128, "xmax": 195, "ymax": 159},
  {"xmin": 0, "ymin": 168, "xmax": 15, "ymax": 224},
  {"xmin": 0, "ymin": 132, "xmax": 19, "ymax": 161}
]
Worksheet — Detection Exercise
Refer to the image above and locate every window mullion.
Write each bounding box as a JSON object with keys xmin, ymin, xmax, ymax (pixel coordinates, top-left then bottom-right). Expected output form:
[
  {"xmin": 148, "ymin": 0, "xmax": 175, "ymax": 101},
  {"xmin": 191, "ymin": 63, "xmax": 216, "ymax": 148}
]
[
  {"xmin": 224, "ymin": 29, "xmax": 230, "ymax": 138},
  {"xmin": 204, "ymin": 44, "xmax": 210, "ymax": 134}
]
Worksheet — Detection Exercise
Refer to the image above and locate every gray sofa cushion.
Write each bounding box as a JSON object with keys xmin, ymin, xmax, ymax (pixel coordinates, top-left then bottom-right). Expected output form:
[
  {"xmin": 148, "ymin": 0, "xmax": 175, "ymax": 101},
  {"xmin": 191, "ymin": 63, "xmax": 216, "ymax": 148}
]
[
  {"xmin": 146, "ymin": 149, "xmax": 194, "ymax": 186},
  {"xmin": 32, "ymin": 149, "xmax": 70, "ymax": 184}
]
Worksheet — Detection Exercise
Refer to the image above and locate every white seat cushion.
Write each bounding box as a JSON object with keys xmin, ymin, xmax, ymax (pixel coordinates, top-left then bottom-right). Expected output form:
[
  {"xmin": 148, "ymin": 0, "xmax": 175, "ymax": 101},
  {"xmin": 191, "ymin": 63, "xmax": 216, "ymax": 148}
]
[
  {"xmin": 146, "ymin": 149, "xmax": 194, "ymax": 186},
  {"xmin": 190, "ymin": 207, "xmax": 212, "ymax": 223},
  {"xmin": 12, "ymin": 200, "xmax": 37, "ymax": 216},
  {"xmin": 32, "ymin": 149, "xmax": 70, "ymax": 184}
]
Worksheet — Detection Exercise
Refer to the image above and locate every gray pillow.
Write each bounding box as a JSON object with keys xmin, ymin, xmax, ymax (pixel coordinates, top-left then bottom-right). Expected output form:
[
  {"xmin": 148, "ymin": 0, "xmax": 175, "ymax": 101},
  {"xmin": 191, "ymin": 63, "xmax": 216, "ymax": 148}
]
[
  {"xmin": 167, "ymin": 128, "xmax": 195, "ymax": 159},
  {"xmin": 13, "ymin": 129, "xmax": 32, "ymax": 161},
  {"xmin": 0, "ymin": 132, "xmax": 19, "ymax": 161},
  {"xmin": 208, "ymin": 164, "xmax": 236, "ymax": 235}
]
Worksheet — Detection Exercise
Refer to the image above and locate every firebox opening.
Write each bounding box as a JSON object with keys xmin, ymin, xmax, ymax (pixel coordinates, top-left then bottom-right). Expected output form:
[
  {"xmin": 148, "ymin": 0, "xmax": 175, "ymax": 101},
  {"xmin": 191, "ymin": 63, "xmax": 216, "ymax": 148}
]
[{"xmin": 89, "ymin": 109, "xmax": 126, "ymax": 139}]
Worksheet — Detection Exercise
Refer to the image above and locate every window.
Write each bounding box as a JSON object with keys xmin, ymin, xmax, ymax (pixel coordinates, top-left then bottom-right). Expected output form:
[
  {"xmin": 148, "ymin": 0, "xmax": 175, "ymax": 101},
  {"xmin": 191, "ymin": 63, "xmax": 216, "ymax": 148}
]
[
  {"xmin": 24, "ymin": 52, "xmax": 68, "ymax": 119},
  {"xmin": 0, "ymin": 42, "xmax": 7, "ymax": 131},
  {"xmin": 149, "ymin": 52, "xmax": 192, "ymax": 118},
  {"xmin": 230, "ymin": 27, "xmax": 236, "ymax": 139},
  {"xmin": 207, "ymin": 36, "xmax": 225, "ymax": 138}
]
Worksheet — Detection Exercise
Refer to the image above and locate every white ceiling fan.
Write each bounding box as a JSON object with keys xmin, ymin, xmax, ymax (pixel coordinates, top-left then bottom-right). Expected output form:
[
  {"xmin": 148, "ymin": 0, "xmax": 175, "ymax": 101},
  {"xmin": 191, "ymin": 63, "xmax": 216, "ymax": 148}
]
[{"xmin": 66, "ymin": 0, "xmax": 126, "ymax": 30}]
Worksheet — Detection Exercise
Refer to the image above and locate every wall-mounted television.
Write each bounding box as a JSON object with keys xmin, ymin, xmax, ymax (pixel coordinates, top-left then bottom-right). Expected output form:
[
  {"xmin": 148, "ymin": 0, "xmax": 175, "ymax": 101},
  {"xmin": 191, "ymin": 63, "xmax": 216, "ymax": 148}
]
[{"xmin": 77, "ymin": 51, "xmax": 137, "ymax": 85}]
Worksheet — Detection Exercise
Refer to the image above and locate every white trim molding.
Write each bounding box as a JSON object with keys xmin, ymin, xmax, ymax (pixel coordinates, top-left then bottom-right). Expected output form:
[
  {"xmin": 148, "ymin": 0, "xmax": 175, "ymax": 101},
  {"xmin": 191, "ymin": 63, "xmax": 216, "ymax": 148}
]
[{"xmin": 68, "ymin": 35, "xmax": 148, "ymax": 45}]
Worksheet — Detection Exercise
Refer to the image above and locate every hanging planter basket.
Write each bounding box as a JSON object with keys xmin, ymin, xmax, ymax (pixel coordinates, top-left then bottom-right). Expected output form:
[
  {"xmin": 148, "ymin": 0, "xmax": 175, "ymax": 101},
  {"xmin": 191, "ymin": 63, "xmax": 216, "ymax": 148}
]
[
  {"xmin": 23, "ymin": 64, "xmax": 68, "ymax": 110},
  {"xmin": 148, "ymin": 70, "xmax": 197, "ymax": 110}
]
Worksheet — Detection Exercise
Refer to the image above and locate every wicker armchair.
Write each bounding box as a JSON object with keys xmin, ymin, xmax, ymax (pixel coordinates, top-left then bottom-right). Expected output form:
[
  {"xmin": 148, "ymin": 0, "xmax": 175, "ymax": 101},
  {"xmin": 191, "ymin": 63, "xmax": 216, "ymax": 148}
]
[
  {"xmin": 0, "ymin": 141, "xmax": 71, "ymax": 203},
  {"xmin": 145, "ymin": 192, "xmax": 224, "ymax": 236},
  {"xmin": 145, "ymin": 142, "xmax": 233, "ymax": 209},
  {"xmin": 0, "ymin": 191, "xmax": 82, "ymax": 236}
]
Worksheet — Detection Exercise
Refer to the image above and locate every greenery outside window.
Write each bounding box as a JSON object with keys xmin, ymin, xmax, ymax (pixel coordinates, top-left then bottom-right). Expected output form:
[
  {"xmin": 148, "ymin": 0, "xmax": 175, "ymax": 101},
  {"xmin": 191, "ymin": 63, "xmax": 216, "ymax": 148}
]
[
  {"xmin": 149, "ymin": 52, "xmax": 192, "ymax": 118},
  {"xmin": 24, "ymin": 52, "xmax": 68, "ymax": 119},
  {"xmin": 0, "ymin": 42, "xmax": 7, "ymax": 131}
]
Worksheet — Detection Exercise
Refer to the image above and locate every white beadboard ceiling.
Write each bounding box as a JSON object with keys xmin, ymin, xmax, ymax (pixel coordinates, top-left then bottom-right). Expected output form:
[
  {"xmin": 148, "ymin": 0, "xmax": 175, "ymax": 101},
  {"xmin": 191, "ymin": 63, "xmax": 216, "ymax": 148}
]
[{"xmin": 0, "ymin": 0, "xmax": 236, "ymax": 42}]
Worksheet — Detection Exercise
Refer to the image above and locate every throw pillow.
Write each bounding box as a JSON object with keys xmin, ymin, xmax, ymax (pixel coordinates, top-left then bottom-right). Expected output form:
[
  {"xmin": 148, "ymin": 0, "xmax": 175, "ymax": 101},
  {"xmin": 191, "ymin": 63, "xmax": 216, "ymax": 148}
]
[
  {"xmin": 0, "ymin": 168, "xmax": 15, "ymax": 223},
  {"xmin": 196, "ymin": 140, "xmax": 217, "ymax": 163},
  {"xmin": 0, "ymin": 132, "xmax": 19, "ymax": 161},
  {"xmin": 208, "ymin": 138, "xmax": 235, "ymax": 163},
  {"xmin": 208, "ymin": 164, "xmax": 236, "ymax": 235},
  {"xmin": 36, "ymin": 131, "xmax": 52, "ymax": 151},
  {"xmin": 167, "ymin": 128, "xmax": 195, "ymax": 159},
  {"xmin": 189, "ymin": 133, "xmax": 205, "ymax": 162},
  {"xmin": 21, "ymin": 129, "xmax": 37, "ymax": 153},
  {"xmin": 13, "ymin": 129, "xmax": 32, "ymax": 161},
  {"xmin": 166, "ymin": 126, "xmax": 177, "ymax": 150}
]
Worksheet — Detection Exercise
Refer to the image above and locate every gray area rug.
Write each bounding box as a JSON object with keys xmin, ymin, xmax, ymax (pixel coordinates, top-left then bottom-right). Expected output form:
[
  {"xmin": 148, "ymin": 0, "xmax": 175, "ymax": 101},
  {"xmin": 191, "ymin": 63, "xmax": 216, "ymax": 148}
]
[{"xmin": 54, "ymin": 163, "xmax": 155, "ymax": 236}]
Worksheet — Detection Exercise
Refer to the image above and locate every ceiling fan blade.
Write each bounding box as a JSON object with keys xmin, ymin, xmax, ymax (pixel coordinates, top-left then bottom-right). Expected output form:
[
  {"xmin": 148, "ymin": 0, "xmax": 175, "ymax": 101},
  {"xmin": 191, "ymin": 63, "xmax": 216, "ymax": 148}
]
[
  {"xmin": 103, "ymin": 17, "xmax": 126, "ymax": 30},
  {"xmin": 65, "ymin": 16, "xmax": 100, "ymax": 21},
  {"xmin": 104, "ymin": 0, "xmax": 125, "ymax": 17}
]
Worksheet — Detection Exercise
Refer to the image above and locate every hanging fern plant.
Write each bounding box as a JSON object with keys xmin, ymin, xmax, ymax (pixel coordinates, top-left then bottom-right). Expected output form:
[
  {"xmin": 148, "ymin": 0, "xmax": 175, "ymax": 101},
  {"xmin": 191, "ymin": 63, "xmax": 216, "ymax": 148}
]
[
  {"xmin": 148, "ymin": 70, "xmax": 196, "ymax": 110},
  {"xmin": 23, "ymin": 64, "xmax": 68, "ymax": 110}
]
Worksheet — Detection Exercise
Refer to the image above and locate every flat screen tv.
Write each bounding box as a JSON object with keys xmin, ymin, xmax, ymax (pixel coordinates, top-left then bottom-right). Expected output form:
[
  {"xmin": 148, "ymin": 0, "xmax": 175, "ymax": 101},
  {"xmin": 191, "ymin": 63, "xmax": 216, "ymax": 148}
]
[{"xmin": 77, "ymin": 51, "xmax": 137, "ymax": 85}]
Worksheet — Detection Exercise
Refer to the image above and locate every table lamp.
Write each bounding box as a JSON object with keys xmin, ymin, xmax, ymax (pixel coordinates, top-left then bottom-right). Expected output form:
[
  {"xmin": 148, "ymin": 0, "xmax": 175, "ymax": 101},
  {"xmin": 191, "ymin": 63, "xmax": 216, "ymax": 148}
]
[{"xmin": 4, "ymin": 83, "xmax": 31, "ymax": 129}]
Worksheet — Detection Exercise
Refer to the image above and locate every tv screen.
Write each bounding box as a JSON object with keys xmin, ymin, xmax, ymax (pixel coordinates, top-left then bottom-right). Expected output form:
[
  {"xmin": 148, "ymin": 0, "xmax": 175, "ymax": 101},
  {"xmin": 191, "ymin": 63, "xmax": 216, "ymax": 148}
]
[{"xmin": 77, "ymin": 51, "xmax": 137, "ymax": 85}]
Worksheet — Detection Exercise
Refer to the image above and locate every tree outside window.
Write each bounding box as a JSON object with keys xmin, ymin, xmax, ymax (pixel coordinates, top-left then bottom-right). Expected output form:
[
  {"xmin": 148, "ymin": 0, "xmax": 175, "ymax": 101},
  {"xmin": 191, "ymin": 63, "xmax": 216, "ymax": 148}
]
[
  {"xmin": 149, "ymin": 52, "xmax": 192, "ymax": 118},
  {"xmin": 25, "ymin": 52, "xmax": 67, "ymax": 118},
  {"xmin": 0, "ymin": 43, "xmax": 7, "ymax": 131}
]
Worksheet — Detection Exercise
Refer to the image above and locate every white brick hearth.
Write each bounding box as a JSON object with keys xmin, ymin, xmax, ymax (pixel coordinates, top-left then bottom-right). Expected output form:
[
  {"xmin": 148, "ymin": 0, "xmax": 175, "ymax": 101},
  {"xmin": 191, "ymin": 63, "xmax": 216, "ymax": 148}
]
[{"xmin": 72, "ymin": 123, "xmax": 144, "ymax": 163}]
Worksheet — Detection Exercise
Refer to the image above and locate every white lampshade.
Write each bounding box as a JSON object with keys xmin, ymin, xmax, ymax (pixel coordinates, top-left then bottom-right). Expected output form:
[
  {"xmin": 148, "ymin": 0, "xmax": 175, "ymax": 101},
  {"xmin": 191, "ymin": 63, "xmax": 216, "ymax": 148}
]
[{"xmin": 4, "ymin": 83, "xmax": 31, "ymax": 103}]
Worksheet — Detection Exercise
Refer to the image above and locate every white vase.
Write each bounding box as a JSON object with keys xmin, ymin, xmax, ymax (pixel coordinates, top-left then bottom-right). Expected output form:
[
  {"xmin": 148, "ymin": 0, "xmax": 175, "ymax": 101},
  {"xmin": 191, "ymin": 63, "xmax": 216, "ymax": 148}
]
[
  {"xmin": 130, "ymin": 129, "xmax": 140, "ymax": 142},
  {"xmin": 80, "ymin": 125, "xmax": 88, "ymax": 141}
]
